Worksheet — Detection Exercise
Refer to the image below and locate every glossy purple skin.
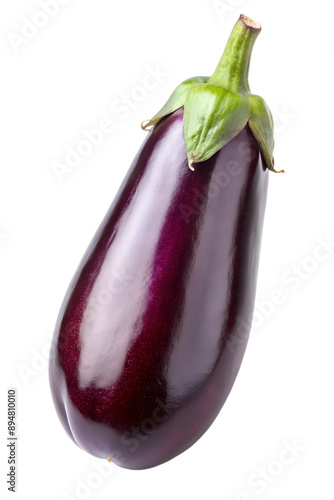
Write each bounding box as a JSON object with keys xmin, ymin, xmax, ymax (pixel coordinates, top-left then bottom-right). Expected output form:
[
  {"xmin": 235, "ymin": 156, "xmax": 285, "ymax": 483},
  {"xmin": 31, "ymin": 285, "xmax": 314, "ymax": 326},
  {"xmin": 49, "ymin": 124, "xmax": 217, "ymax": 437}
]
[{"xmin": 49, "ymin": 108, "xmax": 268, "ymax": 470}]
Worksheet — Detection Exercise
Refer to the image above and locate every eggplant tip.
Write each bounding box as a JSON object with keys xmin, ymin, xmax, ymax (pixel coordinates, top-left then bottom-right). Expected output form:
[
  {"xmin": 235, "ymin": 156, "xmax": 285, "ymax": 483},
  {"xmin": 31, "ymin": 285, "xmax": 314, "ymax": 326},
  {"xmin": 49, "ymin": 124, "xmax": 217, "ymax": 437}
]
[
  {"xmin": 269, "ymin": 166, "xmax": 285, "ymax": 173},
  {"xmin": 141, "ymin": 119, "xmax": 152, "ymax": 131},
  {"xmin": 270, "ymin": 157, "xmax": 285, "ymax": 173},
  {"xmin": 188, "ymin": 155, "xmax": 196, "ymax": 171}
]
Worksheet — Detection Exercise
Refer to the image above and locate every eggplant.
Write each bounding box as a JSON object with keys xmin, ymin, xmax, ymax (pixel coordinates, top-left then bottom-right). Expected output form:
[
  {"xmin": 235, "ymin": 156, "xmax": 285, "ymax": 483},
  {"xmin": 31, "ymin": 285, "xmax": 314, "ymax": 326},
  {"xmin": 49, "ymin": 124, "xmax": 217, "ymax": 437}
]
[{"xmin": 49, "ymin": 15, "xmax": 282, "ymax": 470}]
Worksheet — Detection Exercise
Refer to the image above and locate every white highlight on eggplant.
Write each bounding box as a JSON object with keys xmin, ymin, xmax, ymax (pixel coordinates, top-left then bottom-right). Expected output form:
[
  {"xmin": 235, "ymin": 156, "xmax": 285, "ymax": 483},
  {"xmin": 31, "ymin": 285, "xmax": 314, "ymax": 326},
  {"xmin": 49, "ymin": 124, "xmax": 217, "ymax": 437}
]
[{"xmin": 78, "ymin": 119, "xmax": 186, "ymax": 388}]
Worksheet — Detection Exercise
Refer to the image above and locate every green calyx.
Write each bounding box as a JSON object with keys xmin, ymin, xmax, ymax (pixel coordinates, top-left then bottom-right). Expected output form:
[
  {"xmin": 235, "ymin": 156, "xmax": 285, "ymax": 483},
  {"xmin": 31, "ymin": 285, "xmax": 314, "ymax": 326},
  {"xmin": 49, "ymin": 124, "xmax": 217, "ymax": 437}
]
[{"xmin": 142, "ymin": 14, "xmax": 283, "ymax": 173}]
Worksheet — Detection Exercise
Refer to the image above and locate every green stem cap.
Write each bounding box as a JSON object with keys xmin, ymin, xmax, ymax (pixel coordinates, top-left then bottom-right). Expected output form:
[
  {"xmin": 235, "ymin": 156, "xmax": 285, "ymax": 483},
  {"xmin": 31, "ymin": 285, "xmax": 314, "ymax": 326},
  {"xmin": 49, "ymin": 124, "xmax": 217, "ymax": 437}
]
[{"xmin": 141, "ymin": 15, "xmax": 283, "ymax": 173}]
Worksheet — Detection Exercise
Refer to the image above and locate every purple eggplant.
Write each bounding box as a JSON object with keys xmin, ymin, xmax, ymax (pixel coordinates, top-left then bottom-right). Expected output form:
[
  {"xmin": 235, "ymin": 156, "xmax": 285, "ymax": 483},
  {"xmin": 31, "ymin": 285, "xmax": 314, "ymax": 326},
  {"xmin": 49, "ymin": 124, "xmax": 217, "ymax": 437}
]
[{"xmin": 49, "ymin": 15, "xmax": 282, "ymax": 470}]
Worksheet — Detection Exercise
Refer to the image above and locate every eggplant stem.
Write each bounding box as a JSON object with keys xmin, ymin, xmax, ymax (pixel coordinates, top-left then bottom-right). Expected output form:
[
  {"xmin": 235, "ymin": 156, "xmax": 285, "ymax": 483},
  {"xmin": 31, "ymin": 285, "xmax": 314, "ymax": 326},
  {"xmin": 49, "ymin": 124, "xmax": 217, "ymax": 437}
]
[
  {"xmin": 240, "ymin": 14, "xmax": 261, "ymax": 30},
  {"xmin": 208, "ymin": 14, "xmax": 261, "ymax": 94}
]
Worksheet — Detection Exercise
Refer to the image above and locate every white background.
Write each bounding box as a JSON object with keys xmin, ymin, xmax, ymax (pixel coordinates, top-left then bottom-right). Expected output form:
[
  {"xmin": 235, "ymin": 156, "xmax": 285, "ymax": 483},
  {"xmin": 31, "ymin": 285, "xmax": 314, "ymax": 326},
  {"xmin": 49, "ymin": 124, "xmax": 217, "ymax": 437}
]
[{"xmin": 1, "ymin": 0, "xmax": 333, "ymax": 498}]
